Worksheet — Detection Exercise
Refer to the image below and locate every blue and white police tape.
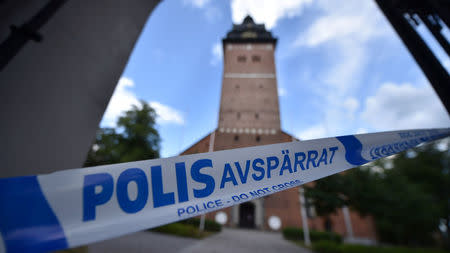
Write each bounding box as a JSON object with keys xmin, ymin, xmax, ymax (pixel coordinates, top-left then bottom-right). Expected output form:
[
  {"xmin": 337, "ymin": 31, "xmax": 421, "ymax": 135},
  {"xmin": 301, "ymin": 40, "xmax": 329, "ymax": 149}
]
[{"xmin": 0, "ymin": 128, "xmax": 449, "ymax": 253}]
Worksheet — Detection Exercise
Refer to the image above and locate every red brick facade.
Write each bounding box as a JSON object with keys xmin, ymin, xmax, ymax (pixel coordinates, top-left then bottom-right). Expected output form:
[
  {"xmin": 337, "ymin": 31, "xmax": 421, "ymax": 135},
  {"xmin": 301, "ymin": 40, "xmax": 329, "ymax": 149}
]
[
  {"xmin": 179, "ymin": 16, "xmax": 377, "ymax": 242},
  {"xmin": 181, "ymin": 131, "xmax": 377, "ymax": 241}
]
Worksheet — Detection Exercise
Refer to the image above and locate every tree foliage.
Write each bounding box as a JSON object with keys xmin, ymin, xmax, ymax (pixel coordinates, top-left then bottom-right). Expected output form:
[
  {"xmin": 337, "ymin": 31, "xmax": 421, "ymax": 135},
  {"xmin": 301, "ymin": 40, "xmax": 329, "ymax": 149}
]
[
  {"xmin": 84, "ymin": 101, "xmax": 160, "ymax": 167},
  {"xmin": 305, "ymin": 139, "xmax": 450, "ymax": 247}
]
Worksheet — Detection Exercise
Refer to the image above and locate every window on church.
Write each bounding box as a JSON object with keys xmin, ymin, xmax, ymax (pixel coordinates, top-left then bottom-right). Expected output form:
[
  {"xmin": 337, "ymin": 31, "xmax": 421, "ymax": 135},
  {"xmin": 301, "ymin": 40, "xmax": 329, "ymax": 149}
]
[
  {"xmin": 259, "ymin": 84, "xmax": 263, "ymax": 89},
  {"xmin": 237, "ymin": 112, "xmax": 241, "ymax": 119},
  {"xmin": 255, "ymin": 113, "xmax": 259, "ymax": 119},
  {"xmin": 252, "ymin": 55, "xmax": 261, "ymax": 62},
  {"xmin": 256, "ymin": 136, "xmax": 261, "ymax": 142},
  {"xmin": 236, "ymin": 84, "xmax": 240, "ymax": 89},
  {"xmin": 234, "ymin": 135, "xmax": 239, "ymax": 141},
  {"xmin": 237, "ymin": 55, "xmax": 246, "ymax": 62}
]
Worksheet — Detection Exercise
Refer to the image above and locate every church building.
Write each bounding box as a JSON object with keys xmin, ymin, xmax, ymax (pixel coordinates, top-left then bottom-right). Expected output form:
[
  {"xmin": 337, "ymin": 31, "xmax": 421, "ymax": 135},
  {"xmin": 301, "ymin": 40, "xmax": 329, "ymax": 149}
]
[{"xmin": 181, "ymin": 15, "xmax": 377, "ymax": 243}]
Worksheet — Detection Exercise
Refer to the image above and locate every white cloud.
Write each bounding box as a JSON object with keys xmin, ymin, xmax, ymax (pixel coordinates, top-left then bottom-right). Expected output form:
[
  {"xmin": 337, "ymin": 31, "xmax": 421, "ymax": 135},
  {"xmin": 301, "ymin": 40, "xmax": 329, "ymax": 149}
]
[
  {"xmin": 149, "ymin": 101, "xmax": 185, "ymax": 125},
  {"xmin": 101, "ymin": 77, "xmax": 185, "ymax": 127},
  {"xmin": 295, "ymin": 0, "xmax": 390, "ymax": 92},
  {"xmin": 356, "ymin": 128, "xmax": 368, "ymax": 134},
  {"xmin": 291, "ymin": 0, "xmax": 394, "ymax": 138},
  {"xmin": 231, "ymin": 0, "xmax": 313, "ymax": 29},
  {"xmin": 186, "ymin": 0, "xmax": 312, "ymax": 27},
  {"xmin": 210, "ymin": 42, "xmax": 223, "ymax": 65},
  {"xmin": 102, "ymin": 77, "xmax": 140, "ymax": 127},
  {"xmin": 294, "ymin": 0, "xmax": 388, "ymax": 48},
  {"xmin": 361, "ymin": 82, "xmax": 450, "ymax": 130},
  {"xmin": 296, "ymin": 124, "xmax": 328, "ymax": 140},
  {"xmin": 278, "ymin": 87, "xmax": 287, "ymax": 97},
  {"xmin": 295, "ymin": 15, "xmax": 361, "ymax": 47},
  {"xmin": 183, "ymin": 0, "xmax": 211, "ymax": 8},
  {"xmin": 183, "ymin": 0, "xmax": 222, "ymax": 22},
  {"xmin": 343, "ymin": 97, "xmax": 359, "ymax": 115}
]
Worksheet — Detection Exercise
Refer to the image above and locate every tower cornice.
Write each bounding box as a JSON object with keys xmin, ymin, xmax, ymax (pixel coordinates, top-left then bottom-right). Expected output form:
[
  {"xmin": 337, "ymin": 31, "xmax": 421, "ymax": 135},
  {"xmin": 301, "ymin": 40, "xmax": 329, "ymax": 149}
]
[{"xmin": 222, "ymin": 15, "xmax": 277, "ymax": 45}]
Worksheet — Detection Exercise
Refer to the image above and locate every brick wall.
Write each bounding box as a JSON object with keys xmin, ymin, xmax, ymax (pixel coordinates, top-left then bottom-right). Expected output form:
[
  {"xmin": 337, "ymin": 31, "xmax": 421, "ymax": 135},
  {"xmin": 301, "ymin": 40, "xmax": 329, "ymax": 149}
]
[{"xmin": 178, "ymin": 39, "xmax": 377, "ymax": 241}]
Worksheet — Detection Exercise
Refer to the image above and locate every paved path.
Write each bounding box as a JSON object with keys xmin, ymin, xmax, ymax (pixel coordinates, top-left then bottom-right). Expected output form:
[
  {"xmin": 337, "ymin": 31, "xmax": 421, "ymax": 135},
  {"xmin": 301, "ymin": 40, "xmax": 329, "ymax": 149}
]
[
  {"xmin": 182, "ymin": 228, "xmax": 311, "ymax": 253},
  {"xmin": 88, "ymin": 230, "xmax": 197, "ymax": 253},
  {"xmin": 89, "ymin": 228, "xmax": 311, "ymax": 253}
]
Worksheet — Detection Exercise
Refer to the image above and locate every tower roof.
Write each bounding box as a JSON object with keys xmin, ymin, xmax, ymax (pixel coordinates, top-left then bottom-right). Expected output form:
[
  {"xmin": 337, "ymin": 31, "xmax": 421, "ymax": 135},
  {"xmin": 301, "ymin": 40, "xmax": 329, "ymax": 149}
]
[{"xmin": 223, "ymin": 15, "xmax": 277, "ymax": 44}]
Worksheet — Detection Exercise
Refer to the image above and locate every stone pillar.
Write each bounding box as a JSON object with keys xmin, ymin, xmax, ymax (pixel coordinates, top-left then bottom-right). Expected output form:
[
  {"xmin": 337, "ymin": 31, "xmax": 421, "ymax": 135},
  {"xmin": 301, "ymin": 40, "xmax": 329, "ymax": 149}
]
[
  {"xmin": 299, "ymin": 187, "xmax": 311, "ymax": 246},
  {"xmin": 253, "ymin": 199, "xmax": 264, "ymax": 229},
  {"xmin": 232, "ymin": 204, "xmax": 239, "ymax": 227},
  {"xmin": 342, "ymin": 206, "xmax": 354, "ymax": 240}
]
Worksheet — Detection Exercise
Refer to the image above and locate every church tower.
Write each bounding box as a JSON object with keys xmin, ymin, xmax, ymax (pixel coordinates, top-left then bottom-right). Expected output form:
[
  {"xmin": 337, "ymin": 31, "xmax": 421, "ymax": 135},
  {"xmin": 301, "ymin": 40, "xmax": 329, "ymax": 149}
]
[
  {"xmin": 182, "ymin": 15, "xmax": 298, "ymax": 230},
  {"xmin": 213, "ymin": 15, "xmax": 292, "ymax": 152},
  {"xmin": 219, "ymin": 15, "xmax": 280, "ymax": 134},
  {"xmin": 181, "ymin": 16, "xmax": 377, "ymax": 242}
]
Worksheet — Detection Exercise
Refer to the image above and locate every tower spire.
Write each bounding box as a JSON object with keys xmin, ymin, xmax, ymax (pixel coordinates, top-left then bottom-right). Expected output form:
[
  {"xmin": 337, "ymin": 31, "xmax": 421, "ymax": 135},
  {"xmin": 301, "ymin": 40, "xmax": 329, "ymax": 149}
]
[
  {"xmin": 243, "ymin": 15, "xmax": 255, "ymax": 25},
  {"xmin": 223, "ymin": 15, "xmax": 277, "ymax": 45}
]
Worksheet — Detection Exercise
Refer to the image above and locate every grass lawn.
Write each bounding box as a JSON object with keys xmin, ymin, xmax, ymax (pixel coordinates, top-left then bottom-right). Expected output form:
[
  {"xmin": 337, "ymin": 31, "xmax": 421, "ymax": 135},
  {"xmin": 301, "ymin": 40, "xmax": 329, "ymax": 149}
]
[
  {"xmin": 150, "ymin": 222, "xmax": 219, "ymax": 239},
  {"xmin": 311, "ymin": 241, "xmax": 449, "ymax": 253}
]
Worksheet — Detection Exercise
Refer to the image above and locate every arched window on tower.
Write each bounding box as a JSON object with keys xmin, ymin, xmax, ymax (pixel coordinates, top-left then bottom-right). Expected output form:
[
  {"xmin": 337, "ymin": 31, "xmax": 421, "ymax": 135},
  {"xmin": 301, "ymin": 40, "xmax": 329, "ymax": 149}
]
[
  {"xmin": 252, "ymin": 55, "xmax": 261, "ymax": 62},
  {"xmin": 237, "ymin": 55, "xmax": 246, "ymax": 62}
]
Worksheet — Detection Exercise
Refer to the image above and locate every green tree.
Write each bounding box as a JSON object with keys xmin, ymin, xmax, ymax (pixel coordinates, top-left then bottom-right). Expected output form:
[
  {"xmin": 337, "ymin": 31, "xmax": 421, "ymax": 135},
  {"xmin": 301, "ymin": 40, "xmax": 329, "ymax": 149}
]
[
  {"xmin": 84, "ymin": 128, "xmax": 122, "ymax": 166},
  {"xmin": 84, "ymin": 101, "xmax": 160, "ymax": 167},
  {"xmin": 390, "ymin": 143, "xmax": 450, "ymax": 247},
  {"xmin": 304, "ymin": 173, "xmax": 346, "ymax": 216},
  {"xmin": 305, "ymin": 139, "xmax": 450, "ymax": 247}
]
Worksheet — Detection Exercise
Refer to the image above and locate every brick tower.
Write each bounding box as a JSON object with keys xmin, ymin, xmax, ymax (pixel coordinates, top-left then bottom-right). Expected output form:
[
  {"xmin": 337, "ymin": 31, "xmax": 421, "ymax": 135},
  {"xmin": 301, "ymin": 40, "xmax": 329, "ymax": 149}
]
[
  {"xmin": 181, "ymin": 15, "xmax": 377, "ymax": 242},
  {"xmin": 213, "ymin": 15, "xmax": 294, "ymax": 152},
  {"xmin": 218, "ymin": 15, "xmax": 280, "ymax": 137}
]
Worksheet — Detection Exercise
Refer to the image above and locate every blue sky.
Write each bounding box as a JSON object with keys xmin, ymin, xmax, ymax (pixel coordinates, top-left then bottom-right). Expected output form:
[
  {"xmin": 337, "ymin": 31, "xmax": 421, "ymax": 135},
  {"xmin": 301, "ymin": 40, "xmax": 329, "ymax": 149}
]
[{"xmin": 100, "ymin": 0, "xmax": 450, "ymax": 158}]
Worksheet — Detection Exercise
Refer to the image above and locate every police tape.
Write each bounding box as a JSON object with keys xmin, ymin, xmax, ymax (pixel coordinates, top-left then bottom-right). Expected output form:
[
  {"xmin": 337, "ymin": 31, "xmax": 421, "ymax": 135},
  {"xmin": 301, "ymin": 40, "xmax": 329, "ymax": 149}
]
[{"xmin": 0, "ymin": 128, "xmax": 449, "ymax": 252}]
